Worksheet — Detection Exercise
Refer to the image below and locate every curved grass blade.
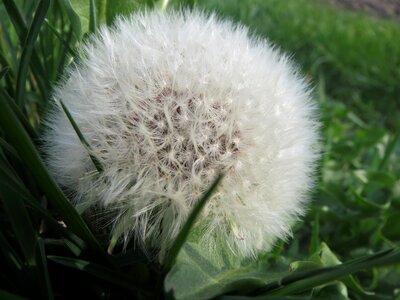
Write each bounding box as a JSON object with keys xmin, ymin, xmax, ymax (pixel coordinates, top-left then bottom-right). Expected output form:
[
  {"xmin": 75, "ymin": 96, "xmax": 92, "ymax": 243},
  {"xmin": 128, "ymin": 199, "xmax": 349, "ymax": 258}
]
[
  {"xmin": 0, "ymin": 290, "xmax": 28, "ymax": 300},
  {"xmin": 58, "ymin": 0, "xmax": 82, "ymax": 39},
  {"xmin": 2, "ymin": 0, "xmax": 48, "ymax": 100},
  {"xmin": 257, "ymin": 248, "xmax": 400, "ymax": 296},
  {"xmin": 35, "ymin": 238, "xmax": 53, "ymax": 300},
  {"xmin": 378, "ymin": 130, "xmax": 400, "ymax": 171},
  {"xmin": 0, "ymin": 66, "xmax": 9, "ymax": 80},
  {"xmin": 0, "ymin": 89, "xmax": 106, "ymax": 260},
  {"xmin": 0, "ymin": 181, "xmax": 37, "ymax": 266},
  {"xmin": 48, "ymin": 256, "xmax": 144, "ymax": 292},
  {"xmin": 0, "ymin": 89, "xmax": 39, "ymax": 139},
  {"xmin": 59, "ymin": 100, "xmax": 104, "ymax": 173},
  {"xmin": 0, "ymin": 158, "xmax": 87, "ymax": 255},
  {"xmin": 44, "ymin": 19, "xmax": 76, "ymax": 57},
  {"xmin": 15, "ymin": 0, "xmax": 50, "ymax": 107},
  {"xmin": 163, "ymin": 174, "xmax": 223, "ymax": 271}
]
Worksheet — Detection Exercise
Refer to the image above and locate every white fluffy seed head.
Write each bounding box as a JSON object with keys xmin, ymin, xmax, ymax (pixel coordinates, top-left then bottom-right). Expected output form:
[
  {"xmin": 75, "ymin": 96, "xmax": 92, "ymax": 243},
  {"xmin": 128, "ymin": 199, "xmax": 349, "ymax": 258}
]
[{"xmin": 43, "ymin": 9, "xmax": 320, "ymax": 260}]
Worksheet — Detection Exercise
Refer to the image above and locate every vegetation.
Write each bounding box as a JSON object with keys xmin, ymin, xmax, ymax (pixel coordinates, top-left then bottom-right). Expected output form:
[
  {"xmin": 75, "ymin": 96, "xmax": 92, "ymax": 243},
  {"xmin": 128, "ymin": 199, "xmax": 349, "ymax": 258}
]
[{"xmin": 0, "ymin": 0, "xmax": 399, "ymax": 299}]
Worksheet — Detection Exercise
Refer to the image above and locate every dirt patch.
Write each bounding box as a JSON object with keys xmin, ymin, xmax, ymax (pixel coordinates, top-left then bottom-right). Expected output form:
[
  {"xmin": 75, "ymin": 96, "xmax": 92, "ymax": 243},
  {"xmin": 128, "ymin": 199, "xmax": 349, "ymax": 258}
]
[{"xmin": 325, "ymin": 0, "xmax": 400, "ymax": 20}]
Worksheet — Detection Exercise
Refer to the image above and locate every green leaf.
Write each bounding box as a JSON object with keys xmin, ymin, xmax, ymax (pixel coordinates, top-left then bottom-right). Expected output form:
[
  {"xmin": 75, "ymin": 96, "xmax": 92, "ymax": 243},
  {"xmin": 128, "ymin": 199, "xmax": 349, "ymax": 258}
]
[
  {"xmin": 164, "ymin": 242, "xmax": 287, "ymax": 300},
  {"xmin": 15, "ymin": 0, "xmax": 50, "ymax": 107},
  {"xmin": 163, "ymin": 174, "xmax": 223, "ymax": 271},
  {"xmin": 48, "ymin": 256, "xmax": 143, "ymax": 292}
]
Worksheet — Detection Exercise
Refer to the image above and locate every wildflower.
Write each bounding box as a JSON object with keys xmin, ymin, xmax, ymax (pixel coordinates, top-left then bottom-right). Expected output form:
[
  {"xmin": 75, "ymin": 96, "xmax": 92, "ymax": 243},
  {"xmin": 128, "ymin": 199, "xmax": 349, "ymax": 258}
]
[{"xmin": 43, "ymin": 10, "xmax": 319, "ymax": 260}]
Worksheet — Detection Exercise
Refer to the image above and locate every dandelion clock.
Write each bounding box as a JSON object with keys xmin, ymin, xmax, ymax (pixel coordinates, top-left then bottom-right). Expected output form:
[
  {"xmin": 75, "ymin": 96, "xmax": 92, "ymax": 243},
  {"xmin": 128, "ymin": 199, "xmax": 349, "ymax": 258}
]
[{"xmin": 43, "ymin": 10, "xmax": 319, "ymax": 260}]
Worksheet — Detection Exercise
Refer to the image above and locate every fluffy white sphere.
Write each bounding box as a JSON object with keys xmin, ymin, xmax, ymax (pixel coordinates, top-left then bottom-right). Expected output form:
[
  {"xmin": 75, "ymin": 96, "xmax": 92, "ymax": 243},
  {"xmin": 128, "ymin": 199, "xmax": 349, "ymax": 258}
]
[{"xmin": 43, "ymin": 10, "xmax": 319, "ymax": 259}]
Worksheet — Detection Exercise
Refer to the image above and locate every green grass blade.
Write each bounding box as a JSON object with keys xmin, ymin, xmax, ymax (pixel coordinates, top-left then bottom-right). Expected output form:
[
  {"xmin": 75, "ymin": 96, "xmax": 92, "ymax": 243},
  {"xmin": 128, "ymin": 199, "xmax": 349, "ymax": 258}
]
[
  {"xmin": 163, "ymin": 174, "xmax": 223, "ymax": 271},
  {"xmin": 0, "ymin": 89, "xmax": 39, "ymax": 139},
  {"xmin": 378, "ymin": 130, "xmax": 400, "ymax": 171},
  {"xmin": 0, "ymin": 66, "xmax": 9, "ymax": 79},
  {"xmin": 89, "ymin": 0, "xmax": 96, "ymax": 33},
  {"xmin": 0, "ymin": 232, "xmax": 24, "ymax": 272},
  {"xmin": 15, "ymin": 0, "xmax": 50, "ymax": 107},
  {"xmin": 0, "ymin": 159, "xmax": 86, "ymax": 255},
  {"xmin": 0, "ymin": 181, "xmax": 37, "ymax": 266},
  {"xmin": 0, "ymin": 290, "xmax": 28, "ymax": 300},
  {"xmin": 1, "ymin": 0, "xmax": 26, "ymax": 39},
  {"xmin": 0, "ymin": 89, "xmax": 106, "ymax": 260},
  {"xmin": 35, "ymin": 238, "xmax": 53, "ymax": 300},
  {"xmin": 44, "ymin": 19, "xmax": 75, "ymax": 57},
  {"xmin": 48, "ymin": 256, "xmax": 143, "ymax": 292},
  {"xmin": 58, "ymin": 0, "xmax": 82, "ymax": 39},
  {"xmin": 59, "ymin": 100, "xmax": 104, "ymax": 173},
  {"xmin": 259, "ymin": 248, "xmax": 400, "ymax": 296},
  {"xmin": 2, "ymin": 0, "xmax": 48, "ymax": 100}
]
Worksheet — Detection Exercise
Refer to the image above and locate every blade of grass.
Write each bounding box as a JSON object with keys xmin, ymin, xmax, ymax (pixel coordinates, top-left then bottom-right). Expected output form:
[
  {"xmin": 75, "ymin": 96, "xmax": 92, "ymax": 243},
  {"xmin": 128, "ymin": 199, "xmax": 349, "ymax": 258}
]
[
  {"xmin": 378, "ymin": 130, "xmax": 400, "ymax": 171},
  {"xmin": 0, "ymin": 181, "xmax": 37, "ymax": 266},
  {"xmin": 257, "ymin": 248, "xmax": 400, "ymax": 296},
  {"xmin": 163, "ymin": 174, "xmax": 223, "ymax": 271},
  {"xmin": 0, "ymin": 232, "xmax": 24, "ymax": 272},
  {"xmin": 2, "ymin": 0, "xmax": 48, "ymax": 100},
  {"xmin": 0, "ymin": 290, "xmax": 28, "ymax": 300},
  {"xmin": 36, "ymin": 237, "xmax": 53, "ymax": 300},
  {"xmin": 0, "ymin": 89, "xmax": 39, "ymax": 139},
  {"xmin": 0, "ymin": 66, "xmax": 9, "ymax": 79},
  {"xmin": 89, "ymin": 0, "xmax": 97, "ymax": 33},
  {"xmin": 15, "ymin": 0, "xmax": 50, "ymax": 107},
  {"xmin": 0, "ymin": 88, "xmax": 106, "ymax": 261},
  {"xmin": 48, "ymin": 256, "xmax": 144, "ymax": 292},
  {"xmin": 58, "ymin": 0, "xmax": 82, "ymax": 39},
  {"xmin": 44, "ymin": 19, "xmax": 75, "ymax": 58},
  {"xmin": 0, "ymin": 161, "xmax": 87, "ymax": 255},
  {"xmin": 59, "ymin": 100, "xmax": 104, "ymax": 172}
]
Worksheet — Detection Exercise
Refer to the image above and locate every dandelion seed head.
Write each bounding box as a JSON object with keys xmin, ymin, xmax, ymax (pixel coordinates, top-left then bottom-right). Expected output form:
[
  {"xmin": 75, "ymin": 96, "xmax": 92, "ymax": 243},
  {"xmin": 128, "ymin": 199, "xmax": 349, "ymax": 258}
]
[{"xmin": 43, "ymin": 10, "xmax": 320, "ymax": 260}]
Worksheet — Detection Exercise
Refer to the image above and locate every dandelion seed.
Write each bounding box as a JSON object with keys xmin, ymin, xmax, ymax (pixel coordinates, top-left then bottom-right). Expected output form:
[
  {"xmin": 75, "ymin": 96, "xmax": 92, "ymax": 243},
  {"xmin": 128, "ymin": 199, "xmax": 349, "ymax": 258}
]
[{"xmin": 43, "ymin": 10, "xmax": 319, "ymax": 260}]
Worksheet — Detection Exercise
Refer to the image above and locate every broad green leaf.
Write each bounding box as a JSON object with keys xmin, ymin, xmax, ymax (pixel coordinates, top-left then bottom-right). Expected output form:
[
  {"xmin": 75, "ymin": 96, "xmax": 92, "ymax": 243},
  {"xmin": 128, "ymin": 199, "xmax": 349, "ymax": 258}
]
[{"xmin": 164, "ymin": 242, "xmax": 288, "ymax": 300}]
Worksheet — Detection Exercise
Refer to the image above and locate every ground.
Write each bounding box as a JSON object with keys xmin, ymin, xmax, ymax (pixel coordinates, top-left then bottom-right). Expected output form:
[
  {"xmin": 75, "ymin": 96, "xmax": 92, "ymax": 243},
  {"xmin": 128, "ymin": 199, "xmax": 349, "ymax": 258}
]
[{"xmin": 327, "ymin": 0, "xmax": 400, "ymax": 20}]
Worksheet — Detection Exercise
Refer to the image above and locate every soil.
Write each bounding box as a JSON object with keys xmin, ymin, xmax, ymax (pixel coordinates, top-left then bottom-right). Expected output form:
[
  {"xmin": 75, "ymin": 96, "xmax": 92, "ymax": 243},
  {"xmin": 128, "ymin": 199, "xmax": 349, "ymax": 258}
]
[{"xmin": 324, "ymin": 0, "xmax": 400, "ymax": 20}]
